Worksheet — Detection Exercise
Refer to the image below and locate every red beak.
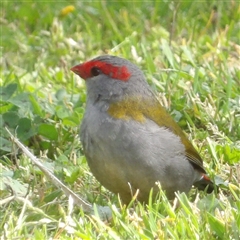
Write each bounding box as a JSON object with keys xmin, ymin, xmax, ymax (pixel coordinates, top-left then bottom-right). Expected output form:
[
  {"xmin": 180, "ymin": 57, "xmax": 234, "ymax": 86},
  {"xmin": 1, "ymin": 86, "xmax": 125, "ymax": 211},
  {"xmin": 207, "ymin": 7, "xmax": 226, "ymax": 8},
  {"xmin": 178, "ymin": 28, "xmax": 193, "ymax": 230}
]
[{"xmin": 70, "ymin": 65, "xmax": 80, "ymax": 74}]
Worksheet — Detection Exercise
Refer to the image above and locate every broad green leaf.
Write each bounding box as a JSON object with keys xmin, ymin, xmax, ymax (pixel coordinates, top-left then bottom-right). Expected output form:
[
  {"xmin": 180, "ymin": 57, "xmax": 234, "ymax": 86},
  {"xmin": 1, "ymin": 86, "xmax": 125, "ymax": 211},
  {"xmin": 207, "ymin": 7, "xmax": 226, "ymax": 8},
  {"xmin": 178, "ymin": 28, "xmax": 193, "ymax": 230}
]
[
  {"xmin": 38, "ymin": 123, "xmax": 58, "ymax": 141},
  {"xmin": 7, "ymin": 93, "xmax": 30, "ymax": 109},
  {"xmin": 55, "ymin": 105, "xmax": 70, "ymax": 119},
  {"xmin": 0, "ymin": 136, "xmax": 12, "ymax": 152},
  {"xmin": 0, "ymin": 174, "xmax": 28, "ymax": 196},
  {"xmin": 2, "ymin": 111, "xmax": 19, "ymax": 128},
  {"xmin": 0, "ymin": 83, "xmax": 17, "ymax": 101},
  {"xmin": 55, "ymin": 88, "xmax": 67, "ymax": 101},
  {"xmin": 17, "ymin": 117, "xmax": 35, "ymax": 141},
  {"xmin": 216, "ymin": 145, "xmax": 240, "ymax": 164}
]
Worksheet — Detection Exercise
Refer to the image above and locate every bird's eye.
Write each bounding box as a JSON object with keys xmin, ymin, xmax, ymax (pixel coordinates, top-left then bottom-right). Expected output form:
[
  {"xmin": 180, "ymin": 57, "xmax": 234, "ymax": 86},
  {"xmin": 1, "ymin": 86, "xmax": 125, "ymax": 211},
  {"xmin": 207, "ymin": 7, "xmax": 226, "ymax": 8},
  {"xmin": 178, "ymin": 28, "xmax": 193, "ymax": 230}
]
[{"xmin": 91, "ymin": 67, "xmax": 101, "ymax": 77}]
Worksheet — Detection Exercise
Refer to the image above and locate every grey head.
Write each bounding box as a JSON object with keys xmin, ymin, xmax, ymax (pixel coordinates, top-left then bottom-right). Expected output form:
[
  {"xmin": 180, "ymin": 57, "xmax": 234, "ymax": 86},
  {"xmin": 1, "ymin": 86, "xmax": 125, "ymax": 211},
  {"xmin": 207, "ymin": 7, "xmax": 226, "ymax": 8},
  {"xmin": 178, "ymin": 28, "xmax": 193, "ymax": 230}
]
[{"xmin": 71, "ymin": 55, "xmax": 154, "ymax": 104}]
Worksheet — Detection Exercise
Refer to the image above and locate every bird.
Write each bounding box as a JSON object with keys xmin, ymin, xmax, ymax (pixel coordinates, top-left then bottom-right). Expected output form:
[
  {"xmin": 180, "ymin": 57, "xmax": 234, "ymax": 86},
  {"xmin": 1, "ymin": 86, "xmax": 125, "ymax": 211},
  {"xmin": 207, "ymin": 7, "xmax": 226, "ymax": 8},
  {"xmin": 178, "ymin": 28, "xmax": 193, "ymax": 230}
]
[{"xmin": 71, "ymin": 55, "xmax": 215, "ymax": 203}]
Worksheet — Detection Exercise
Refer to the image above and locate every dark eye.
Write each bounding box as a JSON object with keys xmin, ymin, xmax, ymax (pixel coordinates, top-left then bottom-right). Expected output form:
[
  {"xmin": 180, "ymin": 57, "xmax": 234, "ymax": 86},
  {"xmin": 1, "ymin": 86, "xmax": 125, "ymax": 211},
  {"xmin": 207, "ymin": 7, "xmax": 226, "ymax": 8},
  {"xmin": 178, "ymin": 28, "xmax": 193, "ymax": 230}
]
[{"xmin": 91, "ymin": 67, "xmax": 101, "ymax": 77}]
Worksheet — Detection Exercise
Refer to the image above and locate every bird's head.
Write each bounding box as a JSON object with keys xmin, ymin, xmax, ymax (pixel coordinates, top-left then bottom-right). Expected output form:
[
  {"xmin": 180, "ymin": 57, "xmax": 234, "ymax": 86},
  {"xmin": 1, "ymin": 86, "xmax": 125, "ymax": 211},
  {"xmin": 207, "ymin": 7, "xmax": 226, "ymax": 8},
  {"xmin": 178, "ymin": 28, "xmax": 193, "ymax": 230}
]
[{"xmin": 71, "ymin": 55, "xmax": 152, "ymax": 103}]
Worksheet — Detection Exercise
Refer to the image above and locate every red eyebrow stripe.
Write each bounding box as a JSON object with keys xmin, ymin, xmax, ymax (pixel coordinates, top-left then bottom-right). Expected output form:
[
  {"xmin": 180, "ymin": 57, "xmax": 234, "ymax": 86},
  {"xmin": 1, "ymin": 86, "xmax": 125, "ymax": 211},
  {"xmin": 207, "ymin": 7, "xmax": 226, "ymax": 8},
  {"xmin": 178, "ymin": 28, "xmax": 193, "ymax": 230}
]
[{"xmin": 82, "ymin": 60, "xmax": 131, "ymax": 81}]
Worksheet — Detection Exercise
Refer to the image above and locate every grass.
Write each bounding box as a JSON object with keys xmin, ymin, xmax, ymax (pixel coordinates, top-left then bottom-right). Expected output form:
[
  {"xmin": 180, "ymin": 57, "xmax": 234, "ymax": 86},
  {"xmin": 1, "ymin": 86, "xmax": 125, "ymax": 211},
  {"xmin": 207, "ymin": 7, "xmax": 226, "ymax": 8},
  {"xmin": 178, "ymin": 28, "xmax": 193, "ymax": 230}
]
[{"xmin": 1, "ymin": 0, "xmax": 240, "ymax": 239}]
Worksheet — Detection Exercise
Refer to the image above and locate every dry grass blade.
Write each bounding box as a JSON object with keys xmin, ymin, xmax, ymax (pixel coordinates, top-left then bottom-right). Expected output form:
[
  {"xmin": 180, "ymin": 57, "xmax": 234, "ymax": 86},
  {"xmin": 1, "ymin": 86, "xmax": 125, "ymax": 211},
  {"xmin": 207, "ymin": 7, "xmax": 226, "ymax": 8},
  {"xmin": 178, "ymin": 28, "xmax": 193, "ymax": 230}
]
[{"xmin": 5, "ymin": 127, "xmax": 93, "ymax": 212}]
